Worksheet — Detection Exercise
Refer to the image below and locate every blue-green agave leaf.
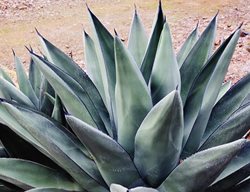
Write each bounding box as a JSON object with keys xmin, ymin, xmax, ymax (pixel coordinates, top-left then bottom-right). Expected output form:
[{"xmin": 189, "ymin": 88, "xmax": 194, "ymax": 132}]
[
  {"xmin": 150, "ymin": 22, "xmax": 180, "ymax": 104},
  {"xmin": 13, "ymin": 53, "xmax": 39, "ymax": 108},
  {"xmin": 212, "ymin": 142, "xmax": 250, "ymax": 185},
  {"xmin": 28, "ymin": 57, "xmax": 42, "ymax": 97},
  {"xmin": 0, "ymin": 122, "xmax": 61, "ymax": 170},
  {"xmin": 140, "ymin": 1, "xmax": 164, "ymax": 84},
  {"xmin": 0, "ymin": 68, "xmax": 14, "ymax": 85},
  {"xmin": 66, "ymin": 115, "xmax": 144, "ymax": 188},
  {"xmin": 37, "ymin": 32, "xmax": 111, "ymax": 136},
  {"xmin": 215, "ymin": 81, "xmax": 231, "ymax": 105},
  {"xmin": 51, "ymin": 95, "xmax": 65, "ymax": 124},
  {"xmin": 110, "ymin": 184, "xmax": 127, "ymax": 192},
  {"xmin": 3, "ymin": 102, "xmax": 108, "ymax": 192},
  {"xmin": 87, "ymin": 6, "xmax": 115, "ymax": 121},
  {"xmin": 206, "ymin": 162, "xmax": 250, "ymax": 192},
  {"xmin": 134, "ymin": 90, "xmax": 183, "ymax": 187},
  {"xmin": 84, "ymin": 31, "xmax": 106, "ymax": 107},
  {"xmin": 0, "ymin": 77, "xmax": 35, "ymax": 108},
  {"xmin": 203, "ymin": 73, "xmax": 250, "ymax": 143},
  {"xmin": 0, "ymin": 158, "xmax": 82, "ymax": 191},
  {"xmin": 128, "ymin": 7, "xmax": 148, "ymax": 67},
  {"xmin": 181, "ymin": 29, "xmax": 237, "ymax": 149},
  {"xmin": 180, "ymin": 14, "xmax": 217, "ymax": 104},
  {"xmin": 31, "ymin": 53, "xmax": 111, "ymax": 135},
  {"xmin": 183, "ymin": 27, "xmax": 240, "ymax": 156},
  {"xmin": 110, "ymin": 184, "xmax": 159, "ymax": 192},
  {"xmin": 199, "ymin": 103, "xmax": 250, "ymax": 150},
  {"xmin": 177, "ymin": 23, "xmax": 199, "ymax": 67},
  {"xmin": 161, "ymin": 139, "xmax": 247, "ymax": 192},
  {"xmin": 115, "ymin": 37, "xmax": 152, "ymax": 156}
]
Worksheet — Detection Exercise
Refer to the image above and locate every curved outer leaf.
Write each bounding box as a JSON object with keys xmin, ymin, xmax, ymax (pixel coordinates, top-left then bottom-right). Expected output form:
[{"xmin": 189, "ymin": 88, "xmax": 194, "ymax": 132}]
[
  {"xmin": 212, "ymin": 140, "xmax": 250, "ymax": 184},
  {"xmin": 66, "ymin": 115, "xmax": 144, "ymax": 188},
  {"xmin": 181, "ymin": 30, "xmax": 238, "ymax": 150},
  {"xmin": 206, "ymin": 163, "xmax": 250, "ymax": 192},
  {"xmin": 128, "ymin": 8, "xmax": 148, "ymax": 67},
  {"xmin": 177, "ymin": 24, "xmax": 199, "ymax": 67},
  {"xmin": 215, "ymin": 81, "xmax": 231, "ymax": 105},
  {"xmin": 37, "ymin": 32, "xmax": 112, "ymax": 136},
  {"xmin": 203, "ymin": 73, "xmax": 250, "ymax": 143},
  {"xmin": 199, "ymin": 103, "xmax": 250, "ymax": 150},
  {"xmin": 31, "ymin": 53, "xmax": 111, "ymax": 135},
  {"xmin": 29, "ymin": 57, "xmax": 42, "ymax": 97},
  {"xmin": 140, "ymin": 1, "xmax": 164, "ymax": 84},
  {"xmin": 150, "ymin": 22, "xmax": 181, "ymax": 104},
  {"xmin": 38, "ymin": 77, "xmax": 54, "ymax": 116},
  {"xmin": 183, "ymin": 28, "xmax": 240, "ymax": 156},
  {"xmin": 3, "ymin": 103, "xmax": 108, "ymax": 192},
  {"xmin": 115, "ymin": 37, "xmax": 152, "ymax": 156},
  {"xmin": 84, "ymin": 31, "xmax": 106, "ymax": 106},
  {"xmin": 0, "ymin": 68, "xmax": 14, "ymax": 85},
  {"xmin": 180, "ymin": 14, "xmax": 217, "ymax": 104},
  {"xmin": 87, "ymin": 6, "xmax": 115, "ymax": 123},
  {"xmin": 110, "ymin": 184, "xmax": 127, "ymax": 192},
  {"xmin": 134, "ymin": 91, "xmax": 183, "ymax": 187},
  {"xmin": 0, "ymin": 77, "xmax": 35, "ymax": 108},
  {"xmin": 13, "ymin": 54, "xmax": 39, "ymax": 107},
  {"xmin": 0, "ymin": 158, "xmax": 82, "ymax": 191},
  {"xmin": 0, "ymin": 123, "xmax": 61, "ymax": 169},
  {"xmin": 110, "ymin": 184, "xmax": 159, "ymax": 192},
  {"xmin": 161, "ymin": 139, "xmax": 247, "ymax": 192}
]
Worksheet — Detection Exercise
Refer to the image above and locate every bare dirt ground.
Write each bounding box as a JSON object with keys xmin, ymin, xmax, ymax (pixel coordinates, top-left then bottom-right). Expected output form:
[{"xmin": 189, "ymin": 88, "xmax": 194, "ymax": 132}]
[{"xmin": 0, "ymin": 0, "xmax": 249, "ymax": 83}]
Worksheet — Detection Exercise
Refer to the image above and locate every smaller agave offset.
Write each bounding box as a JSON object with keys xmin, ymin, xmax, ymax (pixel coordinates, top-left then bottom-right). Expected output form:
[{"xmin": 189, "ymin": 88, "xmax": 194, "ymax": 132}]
[{"xmin": 0, "ymin": 1, "xmax": 250, "ymax": 192}]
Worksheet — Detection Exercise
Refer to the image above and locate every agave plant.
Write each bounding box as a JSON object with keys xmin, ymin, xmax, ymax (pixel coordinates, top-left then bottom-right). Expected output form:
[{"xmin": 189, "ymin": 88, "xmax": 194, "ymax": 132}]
[{"xmin": 0, "ymin": 1, "xmax": 250, "ymax": 192}]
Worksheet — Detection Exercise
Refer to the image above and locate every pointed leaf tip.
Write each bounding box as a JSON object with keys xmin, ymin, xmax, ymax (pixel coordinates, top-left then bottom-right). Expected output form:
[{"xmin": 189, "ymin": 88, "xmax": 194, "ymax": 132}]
[{"xmin": 11, "ymin": 49, "xmax": 15, "ymax": 56}]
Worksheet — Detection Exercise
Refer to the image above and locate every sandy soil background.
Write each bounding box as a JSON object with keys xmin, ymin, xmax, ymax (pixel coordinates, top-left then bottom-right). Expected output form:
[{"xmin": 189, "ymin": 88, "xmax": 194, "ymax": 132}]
[{"xmin": 0, "ymin": 0, "xmax": 249, "ymax": 83}]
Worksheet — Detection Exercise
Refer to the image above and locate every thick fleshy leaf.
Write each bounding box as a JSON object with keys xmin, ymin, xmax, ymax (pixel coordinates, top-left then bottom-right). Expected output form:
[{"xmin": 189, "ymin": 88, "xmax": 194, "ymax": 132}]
[
  {"xmin": 13, "ymin": 53, "xmax": 39, "ymax": 107},
  {"xmin": 212, "ymin": 142, "xmax": 250, "ymax": 184},
  {"xmin": 177, "ymin": 24, "xmax": 199, "ymax": 67},
  {"xmin": 140, "ymin": 1, "xmax": 164, "ymax": 84},
  {"xmin": 3, "ymin": 103, "xmax": 107, "ymax": 192},
  {"xmin": 203, "ymin": 73, "xmax": 250, "ymax": 143},
  {"xmin": 37, "ymin": 32, "xmax": 112, "ymax": 136},
  {"xmin": 128, "ymin": 8, "xmax": 148, "ymax": 66},
  {"xmin": 180, "ymin": 14, "xmax": 217, "ymax": 104},
  {"xmin": 66, "ymin": 115, "xmax": 143, "ymax": 188},
  {"xmin": 161, "ymin": 139, "xmax": 247, "ymax": 192},
  {"xmin": 0, "ymin": 158, "xmax": 82, "ymax": 191},
  {"xmin": 110, "ymin": 184, "xmax": 159, "ymax": 192},
  {"xmin": 87, "ymin": 6, "xmax": 115, "ymax": 120},
  {"xmin": 150, "ymin": 22, "xmax": 180, "ymax": 104},
  {"xmin": 38, "ymin": 77, "xmax": 54, "ymax": 116},
  {"xmin": 0, "ymin": 77, "xmax": 35, "ymax": 108},
  {"xmin": 84, "ymin": 31, "xmax": 106, "ymax": 106},
  {"xmin": 51, "ymin": 95, "xmax": 65, "ymax": 125},
  {"xmin": 31, "ymin": 53, "xmax": 111, "ymax": 135},
  {"xmin": 0, "ymin": 123, "xmax": 60, "ymax": 169},
  {"xmin": 0, "ymin": 68, "xmax": 14, "ymax": 85},
  {"xmin": 199, "ymin": 103, "xmax": 250, "ymax": 150},
  {"xmin": 29, "ymin": 57, "xmax": 42, "ymax": 97},
  {"xmin": 115, "ymin": 37, "xmax": 152, "ymax": 156},
  {"xmin": 183, "ymin": 28, "xmax": 240, "ymax": 156},
  {"xmin": 206, "ymin": 163, "xmax": 250, "ymax": 192},
  {"xmin": 215, "ymin": 81, "xmax": 231, "ymax": 105},
  {"xmin": 181, "ymin": 30, "xmax": 237, "ymax": 148},
  {"xmin": 134, "ymin": 91, "xmax": 183, "ymax": 187}
]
